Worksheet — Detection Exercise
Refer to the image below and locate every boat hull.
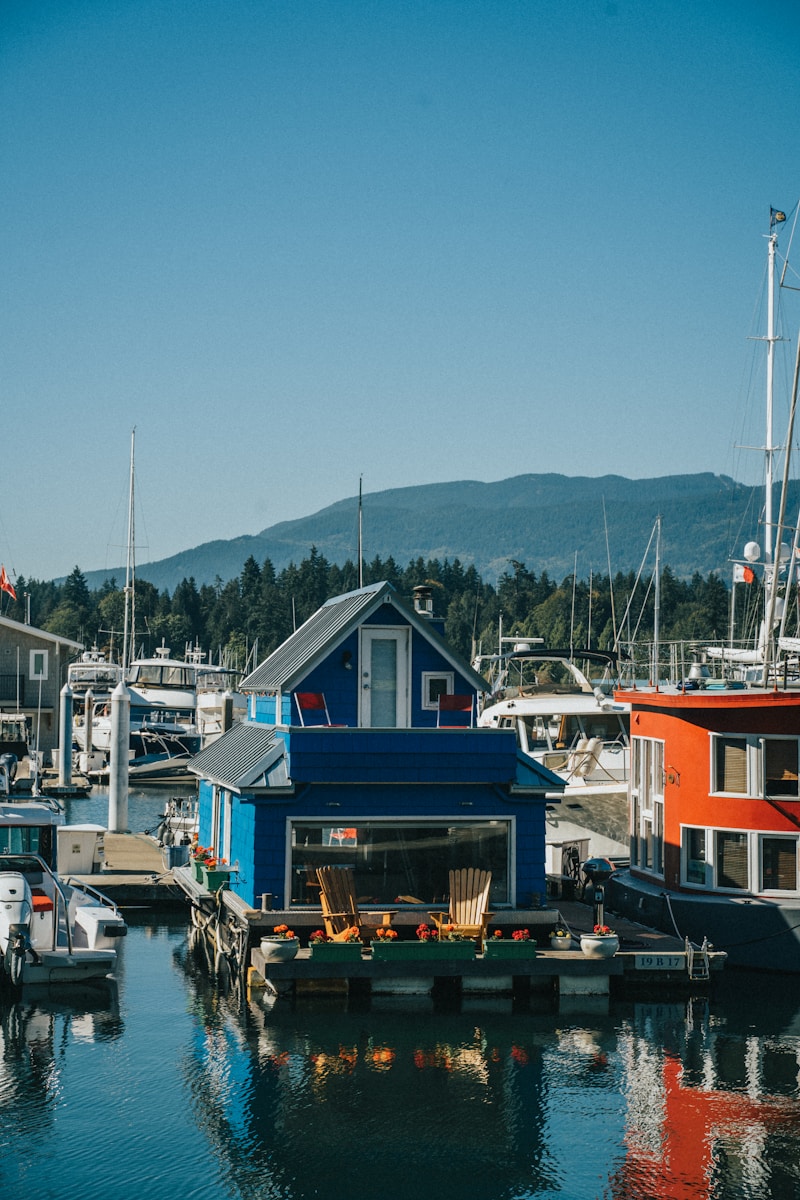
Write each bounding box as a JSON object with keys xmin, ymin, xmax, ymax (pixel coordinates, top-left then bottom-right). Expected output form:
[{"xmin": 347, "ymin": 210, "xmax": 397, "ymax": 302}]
[{"xmin": 609, "ymin": 868, "xmax": 800, "ymax": 973}]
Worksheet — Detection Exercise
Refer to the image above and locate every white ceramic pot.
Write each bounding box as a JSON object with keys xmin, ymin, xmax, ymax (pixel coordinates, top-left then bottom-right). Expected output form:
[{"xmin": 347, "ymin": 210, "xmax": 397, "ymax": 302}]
[
  {"xmin": 259, "ymin": 937, "xmax": 300, "ymax": 962},
  {"xmin": 550, "ymin": 935, "xmax": 573, "ymax": 951},
  {"xmin": 579, "ymin": 934, "xmax": 619, "ymax": 960}
]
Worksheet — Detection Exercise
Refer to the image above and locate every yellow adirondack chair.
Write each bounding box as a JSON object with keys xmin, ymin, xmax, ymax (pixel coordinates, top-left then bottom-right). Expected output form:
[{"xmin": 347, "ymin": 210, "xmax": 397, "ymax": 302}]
[
  {"xmin": 428, "ymin": 868, "xmax": 493, "ymax": 943},
  {"xmin": 315, "ymin": 866, "xmax": 396, "ymax": 943}
]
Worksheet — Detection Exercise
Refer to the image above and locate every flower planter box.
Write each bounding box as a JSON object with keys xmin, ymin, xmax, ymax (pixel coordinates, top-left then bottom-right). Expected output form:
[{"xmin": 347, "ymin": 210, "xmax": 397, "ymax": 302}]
[
  {"xmin": 201, "ymin": 867, "xmax": 231, "ymax": 892},
  {"xmin": 371, "ymin": 941, "xmax": 475, "ymax": 962},
  {"xmin": 310, "ymin": 942, "xmax": 363, "ymax": 962},
  {"xmin": 483, "ymin": 940, "xmax": 536, "ymax": 960},
  {"xmin": 191, "ymin": 859, "xmax": 205, "ymax": 883}
]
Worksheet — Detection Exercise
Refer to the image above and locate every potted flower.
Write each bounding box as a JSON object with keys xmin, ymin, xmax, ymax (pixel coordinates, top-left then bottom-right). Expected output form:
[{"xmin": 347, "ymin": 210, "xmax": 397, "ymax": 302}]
[
  {"xmin": 309, "ymin": 925, "xmax": 363, "ymax": 962},
  {"xmin": 549, "ymin": 925, "xmax": 574, "ymax": 951},
  {"xmin": 200, "ymin": 854, "xmax": 231, "ymax": 893},
  {"xmin": 190, "ymin": 843, "xmax": 211, "ymax": 882},
  {"xmin": 483, "ymin": 928, "xmax": 536, "ymax": 959},
  {"xmin": 260, "ymin": 924, "xmax": 300, "ymax": 962},
  {"xmin": 579, "ymin": 924, "xmax": 620, "ymax": 960},
  {"xmin": 423, "ymin": 923, "xmax": 475, "ymax": 961}
]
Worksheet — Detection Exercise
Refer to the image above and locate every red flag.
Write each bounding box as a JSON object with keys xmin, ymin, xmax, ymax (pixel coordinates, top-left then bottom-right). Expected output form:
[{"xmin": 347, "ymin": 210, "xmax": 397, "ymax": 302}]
[
  {"xmin": 733, "ymin": 563, "xmax": 755, "ymax": 585},
  {"xmin": 0, "ymin": 566, "xmax": 17, "ymax": 600}
]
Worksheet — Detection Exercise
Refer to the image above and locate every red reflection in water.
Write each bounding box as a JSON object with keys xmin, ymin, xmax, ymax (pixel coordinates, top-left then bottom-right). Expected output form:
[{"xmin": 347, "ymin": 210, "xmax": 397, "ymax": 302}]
[{"xmin": 610, "ymin": 1054, "xmax": 799, "ymax": 1199}]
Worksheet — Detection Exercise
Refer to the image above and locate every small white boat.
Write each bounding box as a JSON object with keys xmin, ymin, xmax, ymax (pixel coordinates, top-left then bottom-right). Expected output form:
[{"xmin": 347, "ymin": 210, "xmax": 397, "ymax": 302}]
[
  {"xmin": 475, "ymin": 641, "xmax": 631, "ymax": 865},
  {"xmin": 0, "ymin": 801, "xmax": 126, "ymax": 987}
]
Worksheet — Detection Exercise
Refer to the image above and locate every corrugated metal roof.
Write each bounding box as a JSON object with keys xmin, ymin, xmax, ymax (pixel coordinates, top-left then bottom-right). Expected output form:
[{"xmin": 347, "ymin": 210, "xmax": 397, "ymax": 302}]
[
  {"xmin": 239, "ymin": 580, "xmax": 488, "ymax": 694},
  {"xmin": 240, "ymin": 582, "xmax": 391, "ymax": 692},
  {"xmin": 188, "ymin": 721, "xmax": 285, "ymax": 791}
]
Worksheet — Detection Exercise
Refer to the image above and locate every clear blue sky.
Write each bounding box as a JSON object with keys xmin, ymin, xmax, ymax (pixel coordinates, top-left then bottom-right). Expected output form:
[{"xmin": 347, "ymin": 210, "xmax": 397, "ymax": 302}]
[{"xmin": 3, "ymin": 0, "xmax": 800, "ymax": 583}]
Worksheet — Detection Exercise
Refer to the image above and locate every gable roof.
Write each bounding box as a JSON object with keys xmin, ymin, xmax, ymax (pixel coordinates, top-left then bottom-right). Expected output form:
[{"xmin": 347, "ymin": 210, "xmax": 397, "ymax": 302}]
[
  {"xmin": 240, "ymin": 580, "xmax": 488, "ymax": 694},
  {"xmin": 188, "ymin": 721, "xmax": 289, "ymax": 791},
  {"xmin": 0, "ymin": 615, "xmax": 82, "ymax": 652}
]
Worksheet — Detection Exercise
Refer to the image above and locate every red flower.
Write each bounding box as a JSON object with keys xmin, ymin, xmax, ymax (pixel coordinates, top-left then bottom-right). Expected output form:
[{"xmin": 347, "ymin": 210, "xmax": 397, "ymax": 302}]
[{"xmin": 511, "ymin": 928, "xmax": 530, "ymax": 941}]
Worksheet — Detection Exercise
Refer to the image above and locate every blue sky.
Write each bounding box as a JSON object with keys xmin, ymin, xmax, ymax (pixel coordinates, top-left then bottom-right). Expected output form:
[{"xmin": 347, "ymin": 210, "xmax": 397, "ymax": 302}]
[{"xmin": 3, "ymin": 0, "xmax": 800, "ymax": 583}]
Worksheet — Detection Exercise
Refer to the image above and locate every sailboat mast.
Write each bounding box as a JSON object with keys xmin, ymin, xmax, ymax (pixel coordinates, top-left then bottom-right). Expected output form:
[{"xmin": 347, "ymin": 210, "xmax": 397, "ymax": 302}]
[
  {"xmin": 765, "ymin": 227, "xmax": 778, "ymax": 566},
  {"xmin": 121, "ymin": 429, "xmax": 136, "ymax": 671}
]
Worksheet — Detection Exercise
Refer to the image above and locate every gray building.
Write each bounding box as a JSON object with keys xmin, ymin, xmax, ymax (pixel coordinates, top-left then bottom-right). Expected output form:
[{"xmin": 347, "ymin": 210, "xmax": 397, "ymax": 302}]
[{"xmin": 0, "ymin": 616, "xmax": 82, "ymax": 764}]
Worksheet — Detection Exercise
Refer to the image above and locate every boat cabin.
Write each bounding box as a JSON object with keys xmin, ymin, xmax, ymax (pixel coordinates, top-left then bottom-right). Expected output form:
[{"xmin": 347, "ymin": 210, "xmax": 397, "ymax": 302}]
[
  {"xmin": 189, "ymin": 581, "xmax": 564, "ymax": 913},
  {"xmin": 615, "ymin": 685, "xmax": 800, "ymax": 898}
]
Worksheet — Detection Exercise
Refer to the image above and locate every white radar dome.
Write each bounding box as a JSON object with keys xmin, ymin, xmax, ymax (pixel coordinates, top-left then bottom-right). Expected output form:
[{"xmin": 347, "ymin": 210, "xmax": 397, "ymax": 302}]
[{"xmin": 744, "ymin": 541, "xmax": 760, "ymax": 562}]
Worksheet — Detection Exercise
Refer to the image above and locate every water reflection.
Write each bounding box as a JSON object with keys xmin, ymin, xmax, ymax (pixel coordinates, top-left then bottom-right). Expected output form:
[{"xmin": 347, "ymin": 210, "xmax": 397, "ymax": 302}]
[{"xmin": 1, "ymin": 921, "xmax": 799, "ymax": 1200}]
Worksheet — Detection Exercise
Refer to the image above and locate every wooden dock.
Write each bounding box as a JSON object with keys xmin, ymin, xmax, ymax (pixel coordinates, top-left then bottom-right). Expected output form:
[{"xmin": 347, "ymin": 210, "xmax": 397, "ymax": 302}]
[{"xmin": 76, "ymin": 834, "xmax": 727, "ymax": 998}]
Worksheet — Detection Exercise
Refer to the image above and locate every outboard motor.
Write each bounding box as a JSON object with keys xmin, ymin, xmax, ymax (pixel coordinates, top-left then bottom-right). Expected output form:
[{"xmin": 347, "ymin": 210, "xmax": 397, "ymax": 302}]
[
  {"xmin": 582, "ymin": 857, "xmax": 616, "ymax": 928},
  {"xmin": 0, "ymin": 872, "xmax": 33, "ymax": 986},
  {"xmin": 0, "ymin": 752, "xmax": 18, "ymax": 793}
]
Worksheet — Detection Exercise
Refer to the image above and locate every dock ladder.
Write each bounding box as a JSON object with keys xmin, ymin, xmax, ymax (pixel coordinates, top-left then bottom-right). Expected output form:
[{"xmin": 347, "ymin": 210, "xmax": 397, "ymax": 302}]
[{"xmin": 685, "ymin": 936, "xmax": 710, "ymax": 981}]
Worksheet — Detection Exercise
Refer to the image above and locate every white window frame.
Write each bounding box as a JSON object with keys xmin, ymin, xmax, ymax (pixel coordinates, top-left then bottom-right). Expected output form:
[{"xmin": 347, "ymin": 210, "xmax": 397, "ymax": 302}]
[
  {"xmin": 710, "ymin": 733, "xmax": 800, "ymax": 799},
  {"xmin": 681, "ymin": 825, "xmax": 800, "ymax": 896},
  {"xmin": 285, "ymin": 814, "xmax": 516, "ymax": 907},
  {"xmin": 29, "ymin": 649, "xmax": 48, "ymax": 681},
  {"xmin": 630, "ymin": 736, "xmax": 665, "ymax": 878},
  {"xmin": 421, "ymin": 671, "xmax": 454, "ymax": 711}
]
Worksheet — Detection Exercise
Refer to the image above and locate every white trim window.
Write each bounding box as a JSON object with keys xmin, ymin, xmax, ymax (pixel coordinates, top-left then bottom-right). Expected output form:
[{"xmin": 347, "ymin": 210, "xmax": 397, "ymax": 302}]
[
  {"xmin": 682, "ymin": 826, "xmax": 799, "ymax": 895},
  {"xmin": 711, "ymin": 734, "xmax": 799, "ymax": 799},
  {"xmin": 630, "ymin": 736, "xmax": 664, "ymax": 877},
  {"xmin": 421, "ymin": 671, "xmax": 454, "ymax": 711},
  {"xmin": 29, "ymin": 649, "xmax": 48, "ymax": 681}
]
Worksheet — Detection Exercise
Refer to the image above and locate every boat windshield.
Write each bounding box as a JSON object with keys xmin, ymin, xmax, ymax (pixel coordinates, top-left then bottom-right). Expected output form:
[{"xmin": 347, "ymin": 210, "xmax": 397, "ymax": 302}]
[{"xmin": 132, "ymin": 665, "xmax": 195, "ymax": 687}]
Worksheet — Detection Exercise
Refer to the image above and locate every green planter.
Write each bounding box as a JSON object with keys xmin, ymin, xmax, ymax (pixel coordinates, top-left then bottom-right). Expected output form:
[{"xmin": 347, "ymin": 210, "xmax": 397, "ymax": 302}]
[
  {"xmin": 371, "ymin": 940, "xmax": 475, "ymax": 962},
  {"xmin": 310, "ymin": 942, "xmax": 363, "ymax": 962},
  {"xmin": 201, "ymin": 866, "xmax": 231, "ymax": 892},
  {"xmin": 483, "ymin": 940, "xmax": 536, "ymax": 960},
  {"xmin": 191, "ymin": 859, "xmax": 205, "ymax": 882}
]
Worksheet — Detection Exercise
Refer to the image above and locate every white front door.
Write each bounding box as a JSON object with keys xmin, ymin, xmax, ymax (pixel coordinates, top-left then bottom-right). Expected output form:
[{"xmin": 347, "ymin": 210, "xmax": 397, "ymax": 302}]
[{"xmin": 360, "ymin": 627, "xmax": 410, "ymax": 727}]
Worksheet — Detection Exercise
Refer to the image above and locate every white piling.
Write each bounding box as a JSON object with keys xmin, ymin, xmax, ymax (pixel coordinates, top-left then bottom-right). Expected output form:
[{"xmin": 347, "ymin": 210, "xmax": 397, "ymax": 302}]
[
  {"xmin": 108, "ymin": 680, "xmax": 130, "ymax": 833},
  {"xmin": 83, "ymin": 688, "xmax": 94, "ymax": 775},
  {"xmin": 58, "ymin": 683, "xmax": 73, "ymax": 787}
]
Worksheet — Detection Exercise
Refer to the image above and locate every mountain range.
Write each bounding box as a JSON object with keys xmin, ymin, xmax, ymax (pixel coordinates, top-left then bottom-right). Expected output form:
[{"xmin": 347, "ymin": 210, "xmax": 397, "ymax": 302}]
[{"xmin": 81, "ymin": 472, "xmax": 789, "ymax": 594}]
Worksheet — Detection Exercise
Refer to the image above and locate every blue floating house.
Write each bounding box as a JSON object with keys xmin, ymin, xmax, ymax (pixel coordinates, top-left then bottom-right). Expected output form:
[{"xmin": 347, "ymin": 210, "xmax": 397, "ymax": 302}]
[{"xmin": 189, "ymin": 582, "xmax": 563, "ymax": 913}]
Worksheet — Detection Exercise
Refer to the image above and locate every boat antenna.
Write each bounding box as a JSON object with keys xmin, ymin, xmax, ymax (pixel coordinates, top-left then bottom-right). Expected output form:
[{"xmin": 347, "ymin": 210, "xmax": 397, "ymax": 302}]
[
  {"xmin": 358, "ymin": 474, "xmax": 364, "ymax": 588},
  {"xmin": 121, "ymin": 428, "xmax": 136, "ymax": 672}
]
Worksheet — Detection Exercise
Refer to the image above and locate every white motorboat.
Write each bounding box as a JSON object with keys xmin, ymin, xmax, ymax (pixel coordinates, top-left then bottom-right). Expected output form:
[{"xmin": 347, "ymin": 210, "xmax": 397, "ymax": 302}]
[
  {"xmin": 0, "ymin": 800, "xmax": 126, "ymax": 986},
  {"xmin": 475, "ymin": 641, "xmax": 630, "ymax": 866},
  {"xmin": 72, "ymin": 646, "xmax": 245, "ymax": 781}
]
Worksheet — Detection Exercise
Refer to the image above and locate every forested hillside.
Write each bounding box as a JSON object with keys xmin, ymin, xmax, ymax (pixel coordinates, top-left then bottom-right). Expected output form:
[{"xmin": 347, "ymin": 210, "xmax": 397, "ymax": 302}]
[
  {"xmin": 9, "ymin": 547, "xmax": 763, "ymax": 674},
  {"xmin": 79, "ymin": 472, "xmax": 788, "ymax": 594}
]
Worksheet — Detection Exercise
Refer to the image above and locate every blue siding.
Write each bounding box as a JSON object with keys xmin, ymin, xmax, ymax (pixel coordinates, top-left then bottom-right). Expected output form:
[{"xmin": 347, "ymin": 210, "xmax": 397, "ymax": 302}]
[
  {"xmin": 217, "ymin": 780, "xmax": 547, "ymax": 909},
  {"xmin": 197, "ymin": 585, "xmax": 553, "ymax": 912}
]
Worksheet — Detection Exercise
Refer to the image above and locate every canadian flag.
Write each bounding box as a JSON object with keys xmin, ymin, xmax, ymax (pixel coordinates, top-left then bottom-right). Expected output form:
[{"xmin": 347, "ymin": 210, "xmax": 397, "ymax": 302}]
[
  {"xmin": 0, "ymin": 565, "xmax": 17, "ymax": 600},
  {"xmin": 733, "ymin": 563, "xmax": 756, "ymax": 585}
]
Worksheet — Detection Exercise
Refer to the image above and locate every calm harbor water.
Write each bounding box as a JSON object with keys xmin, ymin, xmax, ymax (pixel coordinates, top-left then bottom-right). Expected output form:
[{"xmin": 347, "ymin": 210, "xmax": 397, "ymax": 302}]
[{"xmin": 2, "ymin": 787, "xmax": 797, "ymax": 1200}]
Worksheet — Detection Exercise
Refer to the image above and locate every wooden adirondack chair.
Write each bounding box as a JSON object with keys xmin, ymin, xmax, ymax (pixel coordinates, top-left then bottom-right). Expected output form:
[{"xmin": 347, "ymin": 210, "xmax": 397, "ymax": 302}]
[
  {"xmin": 315, "ymin": 866, "xmax": 396, "ymax": 943},
  {"xmin": 428, "ymin": 868, "xmax": 493, "ymax": 943}
]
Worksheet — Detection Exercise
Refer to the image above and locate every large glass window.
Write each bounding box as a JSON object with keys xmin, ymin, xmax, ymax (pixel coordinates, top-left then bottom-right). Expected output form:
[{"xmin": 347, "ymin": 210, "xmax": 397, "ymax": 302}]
[
  {"xmin": 714, "ymin": 737, "xmax": 748, "ymax": 793},
  {"xmin": 760, "ymin": 836, "xmax": 798, "ymax": 892},
  {"xmin": 715, "ymin": 830, "xmax": 749, "ymax": 890},
  {"xmin": 712, "ymin": 734, "xmax": 800, "ymax": 798},
  {"xmin": 290, "ymin": 819, "xmax": 510, "ymax": 906},
  {"xmin": 763, "ymin": 739, "xmax": 799, "ymax": 798},
  {"xmin": 684, "ymin": 827, "xmax": 707, "ymax": 885}
]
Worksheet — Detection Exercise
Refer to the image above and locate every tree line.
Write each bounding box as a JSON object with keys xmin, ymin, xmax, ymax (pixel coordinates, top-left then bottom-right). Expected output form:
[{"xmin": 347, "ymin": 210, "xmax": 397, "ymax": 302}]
[{"xmin": 2, "ymin": 547, "xmax": 762, "ymax": 677}]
